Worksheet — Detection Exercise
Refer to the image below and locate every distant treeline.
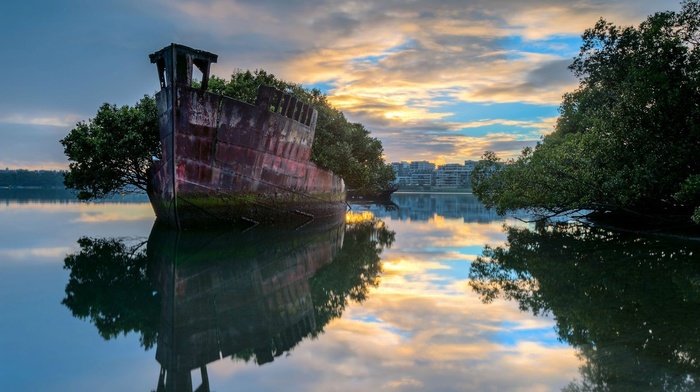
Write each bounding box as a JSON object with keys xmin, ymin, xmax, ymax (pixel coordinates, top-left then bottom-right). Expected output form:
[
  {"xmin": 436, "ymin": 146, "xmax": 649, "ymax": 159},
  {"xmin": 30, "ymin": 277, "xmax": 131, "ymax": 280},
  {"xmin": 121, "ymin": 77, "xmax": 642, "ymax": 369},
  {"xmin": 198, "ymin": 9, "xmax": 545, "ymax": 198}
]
[{"xmin": 0, "ymin": 169, "xmax": 67, "ymax": 188}]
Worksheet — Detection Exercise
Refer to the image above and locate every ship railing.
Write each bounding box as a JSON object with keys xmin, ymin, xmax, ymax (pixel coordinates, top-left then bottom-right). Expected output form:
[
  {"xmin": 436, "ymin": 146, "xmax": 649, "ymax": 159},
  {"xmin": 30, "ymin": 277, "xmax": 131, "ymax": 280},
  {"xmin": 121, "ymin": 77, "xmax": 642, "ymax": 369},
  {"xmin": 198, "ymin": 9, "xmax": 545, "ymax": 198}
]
[{"xmin": 255, "ymin": 85, "xmax": 318, "ymax": 129}]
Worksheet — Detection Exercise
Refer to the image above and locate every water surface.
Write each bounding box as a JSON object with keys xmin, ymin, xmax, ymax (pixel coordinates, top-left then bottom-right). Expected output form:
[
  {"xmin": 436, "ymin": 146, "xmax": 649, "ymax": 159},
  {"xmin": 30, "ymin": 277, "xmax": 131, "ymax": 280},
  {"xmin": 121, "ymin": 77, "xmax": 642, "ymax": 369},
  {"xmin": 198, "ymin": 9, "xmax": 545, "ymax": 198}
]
[{"xmin": 2, "ymin": 191, "xmax": 698, "ymax": 391}]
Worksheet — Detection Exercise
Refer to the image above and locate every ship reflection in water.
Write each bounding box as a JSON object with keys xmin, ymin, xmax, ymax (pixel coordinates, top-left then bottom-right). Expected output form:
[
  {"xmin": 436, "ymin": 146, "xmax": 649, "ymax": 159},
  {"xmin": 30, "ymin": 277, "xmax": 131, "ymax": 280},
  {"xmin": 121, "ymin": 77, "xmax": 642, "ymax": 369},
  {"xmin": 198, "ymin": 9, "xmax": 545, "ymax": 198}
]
[
  {"xmin": 148, "ymin": 218, "xmax": 345, "ymax": 391},
  {"xmin": 61, "ymin": 212, "xmax": 394, "ymax": 392}
]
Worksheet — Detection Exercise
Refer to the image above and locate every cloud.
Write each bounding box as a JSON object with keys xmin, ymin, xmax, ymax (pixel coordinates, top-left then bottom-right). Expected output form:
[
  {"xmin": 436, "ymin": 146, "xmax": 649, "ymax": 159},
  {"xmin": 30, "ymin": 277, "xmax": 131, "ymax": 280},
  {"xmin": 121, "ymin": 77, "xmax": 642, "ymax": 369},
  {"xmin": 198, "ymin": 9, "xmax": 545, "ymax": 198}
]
[
  {"xmin": 2, "ymin": 0, "xmax": 684, "ymax": 168},
  {"xmin": 72, "ymin": 210, "xmax": 154, "ymax": 223},
  {"xmin": 378, "ymin": 131, "xmax": 542, "ymax": 163},
  {"xmin": 0, "ymin": 124, "xmax": 72, "ymax": 170},
  {"xmin": 384, "ymin": 217, "xmax": 509, "ymax": 251},
  {"xmin": 303, "ymin": 219, "xmax": 579, "ymax": 388},
  {"xmin": 165, "ymin": 0, "xmax": 588, "ymax": 163},
  {"xmin": 382, "ymin": 258, "xmax": 451, "ymax": 277},
  {"xmin": 71, "ymin": 203, "xmax": 155, "ymax": 223},
  {"xmin": 202, "ymin": 222, "xmax": 580, "ymax": 390},
  {"xmin": 162, "ymin": 0, "xmax": 591, "ymax": 107},
  {"xmin": 155, "ymin": 198, "xmax": 579, "ymax": 390},
  {"xmin": 1, "ymin": 200, "xmax": 152, "ymax": 216},
  {"xmin": 0, "ymin": 247, "xmax": 74, "ymax": 262},
  {"xmin": 0, "ymin": 113, "xmax": 83, "ymax": 128}
]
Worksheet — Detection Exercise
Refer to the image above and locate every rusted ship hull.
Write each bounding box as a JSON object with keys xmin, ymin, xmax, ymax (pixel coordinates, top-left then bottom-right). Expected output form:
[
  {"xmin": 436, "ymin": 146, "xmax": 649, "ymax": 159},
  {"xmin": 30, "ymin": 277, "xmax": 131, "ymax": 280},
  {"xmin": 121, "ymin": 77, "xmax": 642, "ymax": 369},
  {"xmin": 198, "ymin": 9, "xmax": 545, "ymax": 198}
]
[{"xmin": 147, "ymin": 44, "xmax": 346, "ymax": 229}]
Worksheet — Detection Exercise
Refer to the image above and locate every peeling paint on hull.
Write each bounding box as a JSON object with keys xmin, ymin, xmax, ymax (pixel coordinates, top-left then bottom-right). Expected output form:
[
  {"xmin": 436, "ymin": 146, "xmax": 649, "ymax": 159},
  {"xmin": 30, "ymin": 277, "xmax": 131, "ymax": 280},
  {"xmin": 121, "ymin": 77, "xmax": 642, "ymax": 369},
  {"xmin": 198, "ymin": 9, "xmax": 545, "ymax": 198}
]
[{"xmin": 147, "ymin": 44, "xmax": 346, "ymax": 229}]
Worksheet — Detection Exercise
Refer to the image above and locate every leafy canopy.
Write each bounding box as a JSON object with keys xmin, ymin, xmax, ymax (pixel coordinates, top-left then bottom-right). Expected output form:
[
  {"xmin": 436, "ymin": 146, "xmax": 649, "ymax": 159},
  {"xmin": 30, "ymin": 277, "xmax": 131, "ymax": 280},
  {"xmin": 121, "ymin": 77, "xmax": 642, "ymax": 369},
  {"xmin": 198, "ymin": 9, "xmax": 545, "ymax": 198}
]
[
  {"xmin": 471, "ymin": 0, "xmax": 700, "ymax": 224},
  {"xmin": 208, "ymin": 69, "xmax": 395, "ymax": 193},
  {"xmin": 61, "ymin": 69, "xmax": 394, "ymax": 200},
  {"xmin": 60, "ymin": 95, "xmax": 159, "ymax": 200}
]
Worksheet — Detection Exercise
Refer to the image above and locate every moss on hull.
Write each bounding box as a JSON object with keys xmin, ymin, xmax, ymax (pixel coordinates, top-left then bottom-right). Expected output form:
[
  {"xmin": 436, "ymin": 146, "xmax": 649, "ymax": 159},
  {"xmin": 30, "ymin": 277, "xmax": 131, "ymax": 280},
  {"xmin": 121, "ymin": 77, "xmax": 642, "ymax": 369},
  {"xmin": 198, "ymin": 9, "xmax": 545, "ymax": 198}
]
[{"xmin": 152, "ymin": 190, "xmax": 345, "ymax": 229}]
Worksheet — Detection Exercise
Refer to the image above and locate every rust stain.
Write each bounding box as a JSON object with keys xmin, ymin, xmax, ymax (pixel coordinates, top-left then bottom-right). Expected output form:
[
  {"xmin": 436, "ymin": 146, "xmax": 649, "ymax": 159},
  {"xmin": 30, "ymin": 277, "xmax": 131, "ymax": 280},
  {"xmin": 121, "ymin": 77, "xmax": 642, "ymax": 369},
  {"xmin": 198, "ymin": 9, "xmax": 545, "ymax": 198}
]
[{"xmin": 147, "ymin": 44, "xmax": 346, "ymax": 229}]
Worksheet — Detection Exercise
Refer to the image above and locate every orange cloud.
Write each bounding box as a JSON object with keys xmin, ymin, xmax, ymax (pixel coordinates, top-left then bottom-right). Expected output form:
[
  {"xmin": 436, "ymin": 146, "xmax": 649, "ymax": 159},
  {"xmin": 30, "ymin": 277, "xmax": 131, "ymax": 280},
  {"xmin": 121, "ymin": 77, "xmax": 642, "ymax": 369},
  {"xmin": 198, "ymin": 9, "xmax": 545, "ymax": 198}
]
[{"xmin": 158, "ymin": 0, "xmax": 672, "ymax": 167}]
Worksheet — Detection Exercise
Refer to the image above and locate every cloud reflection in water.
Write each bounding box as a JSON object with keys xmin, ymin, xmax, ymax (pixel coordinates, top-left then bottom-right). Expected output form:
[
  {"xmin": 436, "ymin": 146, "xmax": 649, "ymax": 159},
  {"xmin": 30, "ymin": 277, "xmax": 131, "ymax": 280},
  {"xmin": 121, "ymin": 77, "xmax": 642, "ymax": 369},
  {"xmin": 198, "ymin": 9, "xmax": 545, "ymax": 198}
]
[{"xmin": 211, "ymin": 195, "xmax": 580, "ymax": 391}]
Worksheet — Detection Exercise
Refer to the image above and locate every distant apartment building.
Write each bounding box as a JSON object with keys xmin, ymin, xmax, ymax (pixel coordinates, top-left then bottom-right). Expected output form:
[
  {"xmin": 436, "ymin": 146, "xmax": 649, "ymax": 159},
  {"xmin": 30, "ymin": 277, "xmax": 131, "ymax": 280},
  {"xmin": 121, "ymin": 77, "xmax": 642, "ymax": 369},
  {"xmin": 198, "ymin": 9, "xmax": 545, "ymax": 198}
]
[
  {"xmin": 391, "ymin": 160, "xmax": 435, "ymax": 187},
  {"xmin": 390, "ymin": 161, "xmax": 409, "ymax": 187},
  {"xmin": 409, "ymin": 161, "xmax": 435, "ymax": 173},
  {"xmin": 391, "ymin": 161, "xmax": 412, "ymax": 187},
  {"xmin": 391, "ymin": 160, "xmax": 478, "ymax": 189},
  {"xmin": 434, "ymin": 163, "xmax": 470, "ymax": 188},
  {"xmin": 463, "ymin": 160, "xmax": 478, "ymax": 173},
  {"xmin": 409, "ymin": 161, "xmax": 435, "ymax": 187},
  {"xmin": 463, "ymin": 160, "xmax": 478, "ymax": 188},
  {"xmin": 391, "ymin": 161, "xmax": 410, "ymax": 174}
]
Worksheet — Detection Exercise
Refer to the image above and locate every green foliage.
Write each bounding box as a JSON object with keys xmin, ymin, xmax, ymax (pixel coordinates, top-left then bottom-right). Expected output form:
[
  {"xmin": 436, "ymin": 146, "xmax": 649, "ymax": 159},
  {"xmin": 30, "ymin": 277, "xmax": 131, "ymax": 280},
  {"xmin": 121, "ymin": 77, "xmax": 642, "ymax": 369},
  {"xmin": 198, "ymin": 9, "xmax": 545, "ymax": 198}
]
[
  {"xmin": 675, "ymin": 175, "xmax": 700, "ymax": 224},
  {"xmin": 60, "ymin": 95, "xmax": 159, "ymax": 200},
  {"xmin": 209, "ymin": 69, "xmax": 395, "ymax": 193},
  {"xmin": 63, "ymin": 69, "xmax": 394, "ymax": 199},
  {"xmin": 469, "ymin": 222, "xmax": 700, "ymax": 390},
  {"xmin": 471, "ymin": 0, "xmax": 700, "ymax": 224}
]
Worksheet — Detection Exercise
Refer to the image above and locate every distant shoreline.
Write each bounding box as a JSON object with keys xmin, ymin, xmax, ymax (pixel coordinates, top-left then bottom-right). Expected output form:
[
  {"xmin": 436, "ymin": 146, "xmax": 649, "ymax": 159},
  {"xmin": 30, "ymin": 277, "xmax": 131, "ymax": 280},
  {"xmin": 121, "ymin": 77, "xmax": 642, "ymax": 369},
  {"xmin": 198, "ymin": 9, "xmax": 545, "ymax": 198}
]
[
  {"xmin": 0, "ymin": 169, "xmax": 66, "ymax": 189},
  {"xmin": 0, "ymin": 186, "xmax": 67, "ymax": 189},
  {"xmin": 395, "ymin": 189, "xmax": 472, "ymax": 195}
]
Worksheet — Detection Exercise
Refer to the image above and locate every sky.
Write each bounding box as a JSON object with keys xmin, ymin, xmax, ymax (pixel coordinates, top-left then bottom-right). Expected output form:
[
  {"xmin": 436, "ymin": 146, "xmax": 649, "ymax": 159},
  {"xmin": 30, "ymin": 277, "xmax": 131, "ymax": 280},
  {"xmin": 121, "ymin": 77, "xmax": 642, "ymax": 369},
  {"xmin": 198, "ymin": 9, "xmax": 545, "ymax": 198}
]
[{"xmin": 0, "ymin": 0, "xmax": 681, "ymax": 170}]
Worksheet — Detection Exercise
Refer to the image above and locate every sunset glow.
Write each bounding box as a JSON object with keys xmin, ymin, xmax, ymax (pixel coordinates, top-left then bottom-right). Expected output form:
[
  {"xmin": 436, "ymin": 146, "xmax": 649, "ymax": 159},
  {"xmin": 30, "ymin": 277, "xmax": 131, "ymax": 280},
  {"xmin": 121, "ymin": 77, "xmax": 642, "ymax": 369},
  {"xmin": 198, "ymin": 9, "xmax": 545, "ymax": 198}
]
[{"xmin": 0, "ymin": 0, "xmax": 680, "ymax": 169}]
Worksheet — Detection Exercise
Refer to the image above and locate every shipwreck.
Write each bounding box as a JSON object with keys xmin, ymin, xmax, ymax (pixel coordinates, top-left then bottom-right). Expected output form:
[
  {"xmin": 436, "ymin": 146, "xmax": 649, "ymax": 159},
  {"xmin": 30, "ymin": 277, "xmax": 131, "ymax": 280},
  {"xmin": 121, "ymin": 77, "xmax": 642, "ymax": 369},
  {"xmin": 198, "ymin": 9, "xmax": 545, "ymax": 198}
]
[{"xmin": 147, "ymin": 44, "xmax": 346, "ymax": 229}]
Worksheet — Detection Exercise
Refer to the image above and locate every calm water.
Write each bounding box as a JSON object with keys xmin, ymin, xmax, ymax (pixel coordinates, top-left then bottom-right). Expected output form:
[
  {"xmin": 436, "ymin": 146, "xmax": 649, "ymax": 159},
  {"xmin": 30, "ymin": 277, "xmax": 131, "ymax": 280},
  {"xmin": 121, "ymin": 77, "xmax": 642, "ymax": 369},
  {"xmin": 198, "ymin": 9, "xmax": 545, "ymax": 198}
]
[{"xmin": 1, "ymin": 190, "xmax": 699, "ymax": 391}]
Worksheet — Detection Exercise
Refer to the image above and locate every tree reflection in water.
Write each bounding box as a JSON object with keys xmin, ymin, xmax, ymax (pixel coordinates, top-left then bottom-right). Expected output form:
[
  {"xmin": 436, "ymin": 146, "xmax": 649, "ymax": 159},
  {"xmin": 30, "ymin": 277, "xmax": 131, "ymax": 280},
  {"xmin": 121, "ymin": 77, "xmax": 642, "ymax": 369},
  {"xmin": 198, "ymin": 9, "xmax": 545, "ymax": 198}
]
[
  {"xmin": 62, "ymin": 211, "xmax": 394, "ymax": 392},
  {"xmin": 312, "ymin": 211, "xmax": 394, "ymax": 332},
  {"xmin": 469, "ymin": 222, "xmax": 700, "ymax": 391},
  {"xmin": 62, "ymin": 237, "xmax": 159, "ymax": 349}
]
